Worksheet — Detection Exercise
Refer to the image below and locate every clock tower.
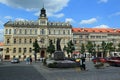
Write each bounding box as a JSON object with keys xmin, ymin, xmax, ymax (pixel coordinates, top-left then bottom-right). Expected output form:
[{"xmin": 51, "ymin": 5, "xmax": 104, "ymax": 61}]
[{"xmin": 38, "ymin": 7, "xmax": 48, "ymax": 25}]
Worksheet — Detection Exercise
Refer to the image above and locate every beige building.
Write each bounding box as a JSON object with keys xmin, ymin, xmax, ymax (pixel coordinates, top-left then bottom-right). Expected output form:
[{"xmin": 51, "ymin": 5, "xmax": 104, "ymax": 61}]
[
  {"xmin": 72, "ymin": 28, "xmax": 120, "ymax": 57},
  {"xmin": 3, "ymin": 8, "xmax": 72, "ymax": 60}
]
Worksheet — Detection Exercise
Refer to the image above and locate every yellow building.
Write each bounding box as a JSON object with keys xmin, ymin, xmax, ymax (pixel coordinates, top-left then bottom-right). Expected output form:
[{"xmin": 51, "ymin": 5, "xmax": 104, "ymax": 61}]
[{"xmin": 3, "ymin": 7, "xmax": 72, "ymax": 60}]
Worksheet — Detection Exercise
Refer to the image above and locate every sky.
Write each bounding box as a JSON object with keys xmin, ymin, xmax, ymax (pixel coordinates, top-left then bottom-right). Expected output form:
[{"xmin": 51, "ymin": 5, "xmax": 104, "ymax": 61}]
[{"xmin": 0, "ymin": 0, "xmax": 120, "ymax": 42}]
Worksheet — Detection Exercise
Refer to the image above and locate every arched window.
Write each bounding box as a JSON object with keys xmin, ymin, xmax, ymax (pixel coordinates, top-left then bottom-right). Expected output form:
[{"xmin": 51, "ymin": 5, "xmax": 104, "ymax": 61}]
[{"xmin": 9, "ymin": 29, "xmax": 11, "ymax": 34}]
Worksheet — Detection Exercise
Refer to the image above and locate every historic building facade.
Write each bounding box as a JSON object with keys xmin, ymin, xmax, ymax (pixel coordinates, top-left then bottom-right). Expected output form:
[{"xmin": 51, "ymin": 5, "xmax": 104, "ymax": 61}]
[
  {"xmin": 72, "ymin": 28, "xmax": 120, "ymax": 57},
  {"xmin": 3, "ymin": 7, "xmax": 120, "ymax": 60},
  {"xmin": 3, "ymin": 8, "xmax": 72, "ymax": 60}
]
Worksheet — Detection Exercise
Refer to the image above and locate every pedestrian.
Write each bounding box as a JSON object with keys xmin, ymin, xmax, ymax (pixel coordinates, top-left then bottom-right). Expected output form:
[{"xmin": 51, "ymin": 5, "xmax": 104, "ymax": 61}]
[
  {"xmin": 81, "ymin": 57, "xmax": 86, "ymax": 70},
  {"xmin": 30, "ymin": 57, "xmax": 32, "ymax": 64}
]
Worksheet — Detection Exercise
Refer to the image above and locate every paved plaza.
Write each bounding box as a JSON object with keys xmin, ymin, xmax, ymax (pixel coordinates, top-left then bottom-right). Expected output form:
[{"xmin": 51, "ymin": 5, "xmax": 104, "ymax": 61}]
[{"xmin": 0, "ymin": 61, "xmax": 120, "ymax": 80}]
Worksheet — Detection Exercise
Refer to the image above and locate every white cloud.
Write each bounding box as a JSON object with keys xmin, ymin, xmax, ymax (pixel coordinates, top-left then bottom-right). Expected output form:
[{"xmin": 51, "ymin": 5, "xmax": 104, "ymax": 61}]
[
  {"xmin": 65, "ymin": 18, "xmax": 75, "ymax": 23},
  {"xmin": 93, "ymin": 24, "xmax": 110, "ymax": 28},
  {"xmin": 109, "ymin": 12, "xmax": 120, "ymax": 17},
  {"xmin": 4, "ymin": 16, "xmax": 13, "ymax": 20},
  {"xmin": 80, "ymin": 18, "xmax": 97, "ymax": 24},
  {"xmin": 0, "ymin": 0, "xmax": 70, "ymax": 18},
  {"xmin": 98, "ymin": 0, "xmax": 108, "ymax": 3},
  {"xmin": 0, "ymin": 20, "xmax": 4, "ymax": 25},
  {"xmin": 15, "ymin": 18, "xmax": 27, "ymax": 21}
]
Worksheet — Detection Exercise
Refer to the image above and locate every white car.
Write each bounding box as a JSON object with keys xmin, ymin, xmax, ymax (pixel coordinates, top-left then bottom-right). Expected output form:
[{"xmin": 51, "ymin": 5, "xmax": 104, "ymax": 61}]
[{"xmin": 11, "ymin": 58, "xmax": 20, "ymax": 63}]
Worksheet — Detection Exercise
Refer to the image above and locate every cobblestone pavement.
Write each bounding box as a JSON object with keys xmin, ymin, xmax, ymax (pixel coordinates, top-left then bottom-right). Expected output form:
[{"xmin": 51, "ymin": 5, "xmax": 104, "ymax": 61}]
[
  {"xmin": 0, "ymin": 61, "xmax": 120, "ymax": 80},
  {"xmin": 33, "ymin": 61, "xmax": 120, "ymax": 80}
]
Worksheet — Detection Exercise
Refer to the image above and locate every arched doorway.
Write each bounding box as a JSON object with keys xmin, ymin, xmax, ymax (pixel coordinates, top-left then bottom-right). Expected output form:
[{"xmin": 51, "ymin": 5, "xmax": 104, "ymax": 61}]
[{"xmin": 41, "ymin": 50, "xmax": 45, "ymax": 58}]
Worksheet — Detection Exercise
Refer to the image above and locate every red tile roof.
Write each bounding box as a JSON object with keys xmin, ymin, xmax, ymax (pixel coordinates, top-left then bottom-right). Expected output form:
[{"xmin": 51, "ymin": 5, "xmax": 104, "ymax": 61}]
[
  {"xmin": 72, "ymin": 28, "xmax": 120, "ymax": 33},
  {"xmin": 0, "ymin": 42, "xmax": 4, "ymax": 46}
]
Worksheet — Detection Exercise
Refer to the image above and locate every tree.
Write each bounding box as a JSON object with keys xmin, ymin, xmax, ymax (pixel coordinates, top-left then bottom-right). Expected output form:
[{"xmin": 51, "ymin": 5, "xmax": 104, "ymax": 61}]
[
  {"xmin": 67, "ymin": 40, "xmax": 75, "ymax": 56},
  {"xmin": 46, "ymin": 39, "xmax": 55, "ymax": 58},
  {"xmin": 81, "ymin": 43, "xmax": 85, "ymax": 54},
  {"xmin": 117, "ymin": 43, "xmax": 120, "ymax": 52},
  {"xmin": 63, "ymin": 40, "xmax": 75, "ymax": 57},
  {"xmin": 86, "ymin": 41, "xmax": 94, "ymax": 56},
  {"xmin": 107, "ymin": 42, "xmax": 114, "ymax": 53},
  {"xmin": 101, "ymin": 41, "xmax": 108, "ymax": 57},
  {"xmin": 33, "ymin": 39, "xmax": 40, "ymax": 61}
]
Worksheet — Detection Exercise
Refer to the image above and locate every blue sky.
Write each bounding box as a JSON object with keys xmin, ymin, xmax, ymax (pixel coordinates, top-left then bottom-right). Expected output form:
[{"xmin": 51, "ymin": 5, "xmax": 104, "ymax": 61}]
[{"xmin": 0, "ymin": 0, "xmax": 120, "ymax": 41}]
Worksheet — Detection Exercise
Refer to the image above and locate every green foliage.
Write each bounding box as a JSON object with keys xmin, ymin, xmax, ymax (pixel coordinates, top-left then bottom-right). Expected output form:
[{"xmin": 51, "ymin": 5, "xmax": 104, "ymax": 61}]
[
  {"xmin": 107, "ymin": 42, "xmax": 114, "ymax": 52},
  {"xmin": 86, "ymin": 41, "xmax": 93, "ymax": 54},
  {"xmin": 33, "ymin": 39, "xmax": 40, "ymax": 53},
  {"xmin": 63, "ymin": 40, "xmax": 75, "ymax": 56},
  {"xmin": 81, "ymin": 43, "xmax": 85, "ymax": 54},
  {"xmin": 46, "ymin": 40, "xmax": 55, "ymax": 55},
  {"xmin": 117, "ymin": 43, "xmax": 120, "ymax": 51}
]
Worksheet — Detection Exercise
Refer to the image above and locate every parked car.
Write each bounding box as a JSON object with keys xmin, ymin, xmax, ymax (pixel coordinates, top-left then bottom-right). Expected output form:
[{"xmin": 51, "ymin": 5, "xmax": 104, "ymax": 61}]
[
  {"xmin": 107, "ymin": 57, "xmax": 120, "ymax": 67},
  {"xmin": 92, "ymin": 57, "xmax": 107, "ymax": 64},
  {"xmin": 11, "ymin": 58, "xmax": 20, "ymax": 63}
]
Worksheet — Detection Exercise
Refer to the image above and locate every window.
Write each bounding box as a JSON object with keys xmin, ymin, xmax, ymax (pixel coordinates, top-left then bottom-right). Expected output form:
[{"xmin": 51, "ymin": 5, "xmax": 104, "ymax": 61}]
[
  {"xmin": 63, "ymin": 30, "xmax": 65, "ymax": 34},
  {"xmin": 9, "ymin": 29, "xmax": 11, "ymax": 34},
  {"xmin": 25, "ymin": 29, "xmax": 27, "ymax": 35},
  {"xmin": 40, "ymin": 20, "xmax": 45, "ymax": 24},
  {"xmin": 19, "ymin": 39, "xmax": 21, "ymax": 44},
  {"xmin": 19, "ymin": 48, "xmax": 21, "ymax": 53},
  {"xmin": 54, "ymin": 30, "xmax": 55, "ymax": 34},
  {"xmin": 68, "ymin": 30, "xmax": 70, "ymax": 35},
  {"xmin": 19, "ymin": 55, "xmax": 21, "ymax": 59},
  {"xmin": 29, "ymin": 39, "xmax": 32, "ymax": 43},
  {"xmin": 86, "ymin": 35, "xmax": 89, "ymax": 39},
  {"xmin": 24, "ymin": 39, "xmax": 26, "ymax": 43},
  {"xmin": 59, "ymin": 30, "xmax": 60, "ymax": 35},
  {"xmin": 7, "ymin": 39, "xmax": 10, "ymax": 44},
  {"xmin": 14, "ymin": 39, "xmax": 16, "ymax": 44},
  {"xmin": 30, "ymin": 29, "xmax": 32, "ymax": 35},
  {"xmin": 6, "ymin": 48, "xmax": 9, "ymax": 53},
  {"xmin": 41, "ymin": 29, "xmax": 45, "ymax": 34},
  {"xmin": 13, "ymin": 48, "xmax": 16, "ymax": 53},
  {"xmin": 35, "ymin": 29, "xmax": 37, "ymax": 34},
  {"xmin": 91, "ymin": 36, "xmax": 95, "ymax": 39},
  {"xmin": 23, "ymin": 48, "xmax": 27, "ymax": 53},
  {"xmin": 5, "ymin": 29, "xmax": 8, "ymax": 34},
  {"xmin": 49, "ymin": 29, "xmax": 51, "ymax": 34},
  {"xmin": 14, "ymin": 29, "xmax": 16, "ymax": 34},
  {"xmin": 19, "ymin": 29, "xmax": 22, "ymax": 34},
  {"xmin": 29, "ymin": 48, "xmax": 32, "ymax": 53}
]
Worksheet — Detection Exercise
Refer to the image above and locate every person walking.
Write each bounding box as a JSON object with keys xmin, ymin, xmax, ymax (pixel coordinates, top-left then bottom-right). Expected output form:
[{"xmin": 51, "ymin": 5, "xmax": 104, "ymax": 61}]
[
  {"xmin": 81, "ymin": 57, "xmax": 86, "ymax": 70},
  {"xmin": 30, "ymin": 57, "xmax": 32, "ymax": 64}
]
